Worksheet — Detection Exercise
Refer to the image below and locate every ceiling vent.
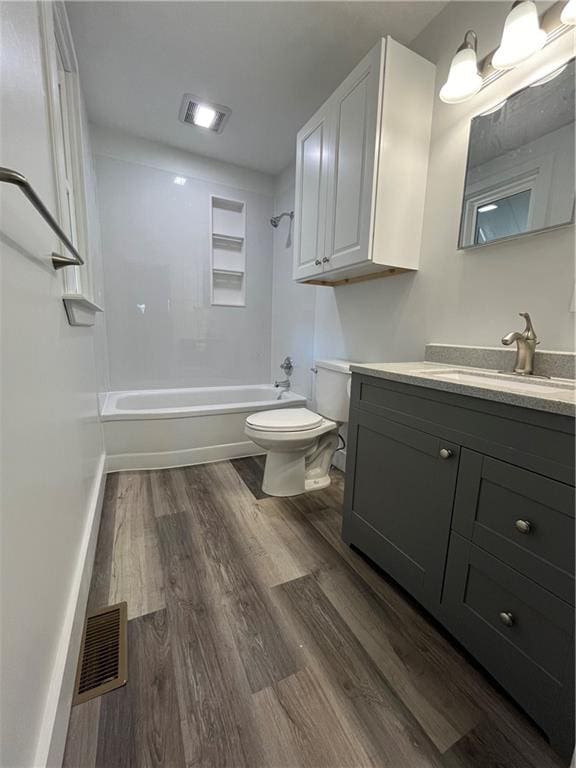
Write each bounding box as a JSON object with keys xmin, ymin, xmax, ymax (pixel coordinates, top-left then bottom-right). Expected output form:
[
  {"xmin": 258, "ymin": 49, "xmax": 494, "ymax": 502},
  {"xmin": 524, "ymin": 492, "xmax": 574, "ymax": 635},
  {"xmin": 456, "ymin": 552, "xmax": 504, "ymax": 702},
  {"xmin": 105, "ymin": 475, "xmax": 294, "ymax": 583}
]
[{"xmin": 178, "ymin": 94, "xmax": 231, "ymax": 134}]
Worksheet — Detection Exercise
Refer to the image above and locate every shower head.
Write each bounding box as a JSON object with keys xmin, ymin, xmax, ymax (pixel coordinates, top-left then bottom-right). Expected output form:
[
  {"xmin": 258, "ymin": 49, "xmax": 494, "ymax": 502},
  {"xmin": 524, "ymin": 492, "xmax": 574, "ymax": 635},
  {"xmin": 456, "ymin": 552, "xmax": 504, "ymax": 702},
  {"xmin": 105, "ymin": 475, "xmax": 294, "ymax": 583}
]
[{"xmin": 270, "ymin": 211, "xmax": 294, "ymax": 228}]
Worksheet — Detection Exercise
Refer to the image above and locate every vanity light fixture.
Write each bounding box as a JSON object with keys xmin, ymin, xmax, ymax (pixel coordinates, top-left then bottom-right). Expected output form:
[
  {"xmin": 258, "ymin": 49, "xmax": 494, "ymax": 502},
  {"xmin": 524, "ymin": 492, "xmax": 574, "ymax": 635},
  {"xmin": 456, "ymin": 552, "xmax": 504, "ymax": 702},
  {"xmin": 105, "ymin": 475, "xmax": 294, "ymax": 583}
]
[
  {"xmin": 561, "ymin": 0, "xmax": 576, "ymax": 25},
  {"xmin": 439, "ymin": 2, "xmax": 573, "ymax": 104},
  {"xmin": 478, "ymin": 203, "xmax": 498, "ymax": 212},
  {"xmin": 439, "ymin": 30, "xmax": 483, "ymax": 103},
  {"xmin": 492, "ymin": 0, "xmax": 547, "ymax": 71}
]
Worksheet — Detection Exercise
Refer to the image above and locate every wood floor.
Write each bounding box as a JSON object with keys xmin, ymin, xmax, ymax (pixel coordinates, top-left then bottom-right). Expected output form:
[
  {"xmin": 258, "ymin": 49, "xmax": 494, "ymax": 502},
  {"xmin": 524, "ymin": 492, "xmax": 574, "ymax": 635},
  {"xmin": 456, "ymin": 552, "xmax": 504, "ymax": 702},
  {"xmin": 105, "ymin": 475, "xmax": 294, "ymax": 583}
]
[{"xmin": 63, "ymin": 457, "xmax": 565, "ymax": 768}]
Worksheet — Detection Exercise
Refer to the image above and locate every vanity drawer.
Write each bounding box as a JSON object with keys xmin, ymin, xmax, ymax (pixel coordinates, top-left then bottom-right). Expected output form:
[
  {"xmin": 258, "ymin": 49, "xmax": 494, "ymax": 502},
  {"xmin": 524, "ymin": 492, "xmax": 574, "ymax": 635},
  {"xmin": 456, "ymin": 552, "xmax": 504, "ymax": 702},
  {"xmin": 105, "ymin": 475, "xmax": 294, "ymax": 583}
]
[
  {"xmin": 442, "ymin": 533, "xmax": 574, "ymax": 754},
  {"xmin": 452, "ymin": 450, "xmax": 575, "ymax": 603},
  {"xmin": 351, "ymin": 373, "xmax": 575, "ymax": 484}
]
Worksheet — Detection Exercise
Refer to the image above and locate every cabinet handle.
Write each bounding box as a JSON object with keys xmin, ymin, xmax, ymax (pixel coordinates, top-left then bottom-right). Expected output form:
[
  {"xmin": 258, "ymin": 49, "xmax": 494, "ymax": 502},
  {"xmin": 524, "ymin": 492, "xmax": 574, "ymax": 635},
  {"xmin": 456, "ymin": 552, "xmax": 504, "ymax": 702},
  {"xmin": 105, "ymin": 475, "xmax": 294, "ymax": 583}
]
[
  {"xmin": 314, "ymin": 259, "xmax": 322, "ymax": 266},
  {"xmin": 515, "ymin": 519, "xmax": 532, "ymax": 534},
  {"xmin": 322, "ymin": 256, "xmax": 330, "ymax": 263},
  {"xmin": 439, "ymin": 448, "xmax": 453, "ymax": 460},
  {"xmin": 499, "ymin": 611, "xmax": 515, "ymax": 628}
]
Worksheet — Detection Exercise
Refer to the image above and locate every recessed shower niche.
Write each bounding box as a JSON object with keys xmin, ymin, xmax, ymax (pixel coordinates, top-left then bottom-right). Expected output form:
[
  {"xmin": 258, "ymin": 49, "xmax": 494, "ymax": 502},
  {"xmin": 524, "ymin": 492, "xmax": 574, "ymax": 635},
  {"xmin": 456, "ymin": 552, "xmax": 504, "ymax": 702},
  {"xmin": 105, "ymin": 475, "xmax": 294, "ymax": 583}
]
[{"xmin": 210, "ymin": 195, "xmax": 246, "ymax": 306}]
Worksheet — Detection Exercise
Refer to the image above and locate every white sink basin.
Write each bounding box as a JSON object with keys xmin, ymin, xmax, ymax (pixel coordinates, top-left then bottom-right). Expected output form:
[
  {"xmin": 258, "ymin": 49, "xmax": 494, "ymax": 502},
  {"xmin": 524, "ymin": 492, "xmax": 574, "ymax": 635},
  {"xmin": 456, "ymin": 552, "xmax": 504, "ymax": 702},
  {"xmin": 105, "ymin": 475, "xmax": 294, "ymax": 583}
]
[{"xmin": 418, "ymin": 368, "xmax": 576, "ymax": 398}]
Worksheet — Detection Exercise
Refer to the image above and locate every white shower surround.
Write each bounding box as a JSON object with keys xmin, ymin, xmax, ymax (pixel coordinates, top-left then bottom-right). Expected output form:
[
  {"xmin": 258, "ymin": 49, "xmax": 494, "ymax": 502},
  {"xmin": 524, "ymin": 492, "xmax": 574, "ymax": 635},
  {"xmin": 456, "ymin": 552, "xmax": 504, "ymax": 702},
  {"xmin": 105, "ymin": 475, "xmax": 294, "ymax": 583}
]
[{"xmin": 101, "ymin": 385, "xmax": 306, "ymax": 471}]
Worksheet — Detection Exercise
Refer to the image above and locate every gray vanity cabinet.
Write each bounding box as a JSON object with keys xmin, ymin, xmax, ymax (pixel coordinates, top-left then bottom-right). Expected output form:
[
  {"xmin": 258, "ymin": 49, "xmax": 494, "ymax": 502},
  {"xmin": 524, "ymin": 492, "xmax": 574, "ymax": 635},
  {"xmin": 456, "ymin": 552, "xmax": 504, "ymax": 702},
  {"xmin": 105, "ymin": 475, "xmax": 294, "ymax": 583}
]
[{"xmin": 343, "ymin": 372, "xmax": 575, "ymax": 759}]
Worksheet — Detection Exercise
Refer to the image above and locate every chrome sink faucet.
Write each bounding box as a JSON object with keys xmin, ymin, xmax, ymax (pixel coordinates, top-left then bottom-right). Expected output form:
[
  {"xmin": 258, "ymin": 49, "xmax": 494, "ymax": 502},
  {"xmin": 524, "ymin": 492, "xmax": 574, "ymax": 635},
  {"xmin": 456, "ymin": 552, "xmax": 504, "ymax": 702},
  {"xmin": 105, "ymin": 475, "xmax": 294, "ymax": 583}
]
[{"xmin": 501, "ymin": 312, "xmax": 539, "ymax": 375}]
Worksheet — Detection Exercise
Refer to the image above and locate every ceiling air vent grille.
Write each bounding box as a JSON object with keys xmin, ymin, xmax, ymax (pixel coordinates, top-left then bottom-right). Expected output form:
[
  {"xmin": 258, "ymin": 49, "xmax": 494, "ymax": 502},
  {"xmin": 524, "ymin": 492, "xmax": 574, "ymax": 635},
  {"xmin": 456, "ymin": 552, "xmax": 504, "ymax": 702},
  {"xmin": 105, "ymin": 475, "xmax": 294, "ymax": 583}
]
[
  {"xmin": 73, "ymin": 602, "xmax": 128, "ymax": 705},
  {"xmin": 178, "ymin": 94, "xmax": 231, "ymax": 134}
]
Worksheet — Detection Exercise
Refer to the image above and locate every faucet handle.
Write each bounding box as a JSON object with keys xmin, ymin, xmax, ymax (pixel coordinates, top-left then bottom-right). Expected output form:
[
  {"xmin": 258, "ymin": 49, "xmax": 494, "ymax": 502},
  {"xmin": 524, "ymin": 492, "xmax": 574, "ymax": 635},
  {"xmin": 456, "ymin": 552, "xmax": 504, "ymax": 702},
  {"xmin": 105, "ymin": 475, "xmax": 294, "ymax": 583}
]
[{"xmin": 519, "ymin": 312, "xmax": 537, "ymax": 340}]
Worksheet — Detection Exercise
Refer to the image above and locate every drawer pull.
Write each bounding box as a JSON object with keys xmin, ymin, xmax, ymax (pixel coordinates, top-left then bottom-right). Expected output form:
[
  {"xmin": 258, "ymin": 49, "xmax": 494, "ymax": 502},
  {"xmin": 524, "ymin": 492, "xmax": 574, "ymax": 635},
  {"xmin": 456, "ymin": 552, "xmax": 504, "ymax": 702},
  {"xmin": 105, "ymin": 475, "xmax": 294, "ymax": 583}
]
[
  {"xmin": 314, "ymin": 259, "xmax": 322, "ymax": 266},
  {"xmin": 515, "ymin": 519, "xmax": 532, "ymax": 534},
  {"xmin": 439, "ymin": 448, "xmax": 453, "ymax": 460},
  {"xmin": 499, "ymin": 611, "xmax": 515, "ymax": 627}
]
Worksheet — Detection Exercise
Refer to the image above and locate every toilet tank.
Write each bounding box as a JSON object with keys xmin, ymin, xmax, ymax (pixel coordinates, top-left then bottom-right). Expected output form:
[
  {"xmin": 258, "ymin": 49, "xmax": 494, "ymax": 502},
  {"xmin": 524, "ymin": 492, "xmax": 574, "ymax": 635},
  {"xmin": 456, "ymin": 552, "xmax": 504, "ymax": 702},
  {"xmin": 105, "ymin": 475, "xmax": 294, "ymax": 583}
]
[{"xmin": 314, "ymin": 359, "xmax": 353, "ymax": 422}]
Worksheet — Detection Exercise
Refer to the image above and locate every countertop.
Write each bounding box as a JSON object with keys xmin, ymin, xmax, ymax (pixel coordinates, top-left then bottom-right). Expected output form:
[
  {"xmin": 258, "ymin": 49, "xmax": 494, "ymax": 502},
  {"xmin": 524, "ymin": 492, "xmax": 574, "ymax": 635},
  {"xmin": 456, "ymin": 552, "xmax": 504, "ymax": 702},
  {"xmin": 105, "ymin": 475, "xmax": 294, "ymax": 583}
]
[{"xmin": 350, "ymin": 361, "xmax": 576, "ymax": 417}]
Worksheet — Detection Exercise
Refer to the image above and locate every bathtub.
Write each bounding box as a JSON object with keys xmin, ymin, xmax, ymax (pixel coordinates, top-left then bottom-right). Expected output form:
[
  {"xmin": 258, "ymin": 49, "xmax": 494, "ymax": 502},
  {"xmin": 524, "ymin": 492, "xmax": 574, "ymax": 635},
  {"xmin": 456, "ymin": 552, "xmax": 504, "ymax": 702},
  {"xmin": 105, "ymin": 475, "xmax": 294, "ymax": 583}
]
[{"xmin": 100, "ymin": 385, "xmax": 306, "ymax": 472}]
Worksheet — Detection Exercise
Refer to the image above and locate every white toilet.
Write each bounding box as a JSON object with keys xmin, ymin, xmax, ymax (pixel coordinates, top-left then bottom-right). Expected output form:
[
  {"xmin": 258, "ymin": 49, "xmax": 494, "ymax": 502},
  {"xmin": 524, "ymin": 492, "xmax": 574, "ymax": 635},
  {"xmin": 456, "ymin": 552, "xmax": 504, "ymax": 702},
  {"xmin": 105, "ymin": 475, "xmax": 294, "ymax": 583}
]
[{"xmin": 245, "ymin": 359, "xmax": 352, "ymax": 497}]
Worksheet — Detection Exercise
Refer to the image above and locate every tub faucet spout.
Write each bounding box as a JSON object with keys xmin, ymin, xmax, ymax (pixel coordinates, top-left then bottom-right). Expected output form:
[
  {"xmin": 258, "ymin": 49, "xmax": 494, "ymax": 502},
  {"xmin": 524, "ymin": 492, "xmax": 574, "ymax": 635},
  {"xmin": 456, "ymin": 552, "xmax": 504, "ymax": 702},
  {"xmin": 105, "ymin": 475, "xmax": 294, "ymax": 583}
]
[{"xmin": 275, "ymin": 378, "xmax": 290, "ymax": 400}]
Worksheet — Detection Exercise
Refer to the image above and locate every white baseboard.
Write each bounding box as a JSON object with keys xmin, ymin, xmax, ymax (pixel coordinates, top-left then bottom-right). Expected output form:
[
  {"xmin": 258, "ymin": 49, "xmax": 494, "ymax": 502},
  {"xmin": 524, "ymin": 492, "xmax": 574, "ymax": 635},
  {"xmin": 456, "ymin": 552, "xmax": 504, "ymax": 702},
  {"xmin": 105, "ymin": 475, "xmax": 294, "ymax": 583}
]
[
  {"xmin": 105, "ymin": 440, "xmax": 262, "ymax": 472},
  {"xmin": 34, "ymin": 453, "xmax": 107, "ymax": 768}
]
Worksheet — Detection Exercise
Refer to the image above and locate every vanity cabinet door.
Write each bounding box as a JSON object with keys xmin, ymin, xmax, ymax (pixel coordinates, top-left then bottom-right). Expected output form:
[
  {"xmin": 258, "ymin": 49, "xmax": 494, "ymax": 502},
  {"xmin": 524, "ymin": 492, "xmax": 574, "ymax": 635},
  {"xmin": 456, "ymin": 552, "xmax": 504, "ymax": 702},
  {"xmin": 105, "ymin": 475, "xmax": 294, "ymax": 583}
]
[
  {"xmin": 443, "ymin": 533, "xmax": 575, "ymax": 760},
  {"xmin": 342, "ymin": 410, "xmax": 459, "ymax": 614},
  {"xmin": 452, "ymin": 449, "xmax": 575, "ymax": 603},
  {"xmin": 292, "ymin": 102, "xmax": 332, "ymax": 281},
  {"xmin": 322, "ymin": 42, "xmax": 382, "ymax": 273}
]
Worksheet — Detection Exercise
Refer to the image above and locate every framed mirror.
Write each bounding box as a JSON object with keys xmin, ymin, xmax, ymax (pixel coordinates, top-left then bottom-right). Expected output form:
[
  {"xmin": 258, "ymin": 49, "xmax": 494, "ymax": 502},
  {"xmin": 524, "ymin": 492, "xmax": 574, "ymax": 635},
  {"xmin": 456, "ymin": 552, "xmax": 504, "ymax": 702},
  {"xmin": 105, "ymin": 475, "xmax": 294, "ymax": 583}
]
[{"xmin": 459, "ymin": 57, "xmax": 575, "ymax": 249}]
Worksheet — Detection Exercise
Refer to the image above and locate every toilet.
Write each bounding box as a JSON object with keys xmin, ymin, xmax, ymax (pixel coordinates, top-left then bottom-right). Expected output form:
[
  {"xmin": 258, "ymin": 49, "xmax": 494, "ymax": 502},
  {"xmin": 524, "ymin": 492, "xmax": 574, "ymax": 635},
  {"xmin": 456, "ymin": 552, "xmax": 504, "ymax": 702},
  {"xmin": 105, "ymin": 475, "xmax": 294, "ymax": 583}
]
[{"xmin": 245, "ymin": 359, "xmax": 352, "ymax": 497}]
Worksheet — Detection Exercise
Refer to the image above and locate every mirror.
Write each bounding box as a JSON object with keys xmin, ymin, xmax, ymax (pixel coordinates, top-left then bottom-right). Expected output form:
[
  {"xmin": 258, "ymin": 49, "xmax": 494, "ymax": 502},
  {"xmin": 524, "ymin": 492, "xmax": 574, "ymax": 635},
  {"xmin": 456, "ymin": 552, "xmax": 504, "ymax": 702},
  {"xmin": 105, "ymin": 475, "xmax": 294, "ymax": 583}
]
[{"xmin": 459, "ymin": 58, "xmax": 575, "ymax": 249}]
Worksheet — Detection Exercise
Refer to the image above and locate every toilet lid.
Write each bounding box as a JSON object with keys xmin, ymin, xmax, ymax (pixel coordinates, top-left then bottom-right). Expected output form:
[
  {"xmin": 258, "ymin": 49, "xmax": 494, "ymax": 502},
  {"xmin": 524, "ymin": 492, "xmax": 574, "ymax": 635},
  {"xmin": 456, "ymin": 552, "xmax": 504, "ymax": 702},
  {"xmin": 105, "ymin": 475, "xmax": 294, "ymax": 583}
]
[{"xmin": 246, "ymin": 407, "xmax": 323, "ymax": 432}]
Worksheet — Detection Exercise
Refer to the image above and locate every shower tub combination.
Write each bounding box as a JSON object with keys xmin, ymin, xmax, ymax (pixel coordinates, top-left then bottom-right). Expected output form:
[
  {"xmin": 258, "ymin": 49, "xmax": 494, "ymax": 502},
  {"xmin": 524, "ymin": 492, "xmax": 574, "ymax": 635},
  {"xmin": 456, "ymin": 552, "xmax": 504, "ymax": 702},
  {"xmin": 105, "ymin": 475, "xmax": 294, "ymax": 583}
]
[{"xmin": 100, "ymin": 385, "xmax": 306, "ymax": 471}]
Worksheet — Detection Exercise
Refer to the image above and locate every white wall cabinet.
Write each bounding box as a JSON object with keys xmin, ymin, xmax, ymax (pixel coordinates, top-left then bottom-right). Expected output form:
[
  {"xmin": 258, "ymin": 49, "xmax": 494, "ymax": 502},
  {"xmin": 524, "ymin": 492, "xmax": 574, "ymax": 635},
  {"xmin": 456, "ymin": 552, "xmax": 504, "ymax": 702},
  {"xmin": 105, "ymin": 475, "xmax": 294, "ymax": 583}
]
[
  {"xmin": 292, "ymin": 101, "xmax": 331, "ymax": 280},
  {"xmin": 293, "ymin": 37, "xmax": 435, "ymax": 285}
]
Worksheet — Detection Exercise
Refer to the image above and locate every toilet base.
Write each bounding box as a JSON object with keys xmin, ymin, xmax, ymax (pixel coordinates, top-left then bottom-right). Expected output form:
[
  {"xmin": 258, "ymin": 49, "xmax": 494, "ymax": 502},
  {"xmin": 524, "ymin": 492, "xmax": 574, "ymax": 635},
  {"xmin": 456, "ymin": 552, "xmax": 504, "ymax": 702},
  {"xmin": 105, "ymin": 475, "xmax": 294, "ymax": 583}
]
[
  {"xmin": 261, "ymin": 431, "xmax": 339, "ymax": 497},
  {"xmin": 262, "ymin": 451, "xmax": 306, "ymax": 496},
  {"xmin": 304, "ymin": 474, "xmax": 332, "ymax": 492}
]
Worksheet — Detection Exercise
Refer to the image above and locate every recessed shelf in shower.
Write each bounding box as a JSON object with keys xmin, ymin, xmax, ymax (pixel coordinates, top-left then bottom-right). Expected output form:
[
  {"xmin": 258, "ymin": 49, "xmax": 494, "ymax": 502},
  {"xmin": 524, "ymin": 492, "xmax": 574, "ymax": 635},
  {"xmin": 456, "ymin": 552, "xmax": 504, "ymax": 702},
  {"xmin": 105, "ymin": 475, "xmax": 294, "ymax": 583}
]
[{"xmin": 210, "ymin": 196, "xmax": 246, "ymax": 306}]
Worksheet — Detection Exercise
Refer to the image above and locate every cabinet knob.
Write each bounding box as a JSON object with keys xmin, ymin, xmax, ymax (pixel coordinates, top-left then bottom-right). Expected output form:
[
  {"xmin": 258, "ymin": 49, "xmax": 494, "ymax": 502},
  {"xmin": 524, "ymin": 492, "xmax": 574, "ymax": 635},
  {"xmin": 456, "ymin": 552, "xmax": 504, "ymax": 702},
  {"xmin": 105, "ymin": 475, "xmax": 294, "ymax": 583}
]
[
  {"xmin": 314, "ymin": 259, "xmax": 322, "ymax": 266},
  {"xmin": 322, "ymin": 256, "xmax": 330, "ymax": 263},
  {"xmin": 515, "ymin": 519, "xmax": 532, "ymax": 535},
  {"xmin": 439, "ymin": 448, "xmax": 453, "ymax": 460},
  {"xmin": 499, "ymin": 611, "xmax": 515, "ymax": 628}
]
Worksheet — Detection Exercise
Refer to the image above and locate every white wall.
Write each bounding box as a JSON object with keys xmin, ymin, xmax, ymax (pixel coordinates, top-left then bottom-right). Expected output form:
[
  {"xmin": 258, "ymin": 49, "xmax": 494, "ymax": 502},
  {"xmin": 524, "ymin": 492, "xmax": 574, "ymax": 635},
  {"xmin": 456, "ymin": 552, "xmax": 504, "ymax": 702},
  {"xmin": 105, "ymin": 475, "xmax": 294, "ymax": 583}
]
[
  {"xmin": 307, "ymin": 6, "xmax": 575, "ymax": 365},
  {"xmin": 93, "ymin": 126, "xmax": 276, "ymax": 390},
  {"xmin": 271, "ymin": 166, "xmax": 317, "ymax": 398},
  {"xmin": 0, "ymin": 3, "xmax": 105, "ymax": 766}
]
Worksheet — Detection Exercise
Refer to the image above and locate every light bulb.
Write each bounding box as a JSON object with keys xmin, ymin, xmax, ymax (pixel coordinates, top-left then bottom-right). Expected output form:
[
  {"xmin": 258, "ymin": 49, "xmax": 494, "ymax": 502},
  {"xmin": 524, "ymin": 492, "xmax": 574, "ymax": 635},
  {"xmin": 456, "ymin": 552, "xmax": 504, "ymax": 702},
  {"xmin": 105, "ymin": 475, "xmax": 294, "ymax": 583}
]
[
  {"xmin": 439, "ymin": 30, "xmax": 483, "ymax": 104},
  {"xmin": 193, "ymin": 105, "xmax": 217, "ymax": 128},
  {"xmin": 561, "ymin": 0, "xmax": 576, "ymax": 25},
  {"xmin": 492, "ymin": 1, "xmax": 547, "ymax": 71}
]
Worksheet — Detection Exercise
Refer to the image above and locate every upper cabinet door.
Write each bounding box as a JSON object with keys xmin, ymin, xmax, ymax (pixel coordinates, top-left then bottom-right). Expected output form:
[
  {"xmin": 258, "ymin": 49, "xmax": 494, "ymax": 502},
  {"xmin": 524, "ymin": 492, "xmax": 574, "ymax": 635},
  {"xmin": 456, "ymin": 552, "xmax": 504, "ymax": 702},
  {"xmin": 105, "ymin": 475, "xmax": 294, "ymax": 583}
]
[
  {"xmin": 292, "ymin": 102, "xmax": 331, "ymax": 281},
  {"xmin": 323, "ymin": 42, "xmax": 383, "ymax": 273}
]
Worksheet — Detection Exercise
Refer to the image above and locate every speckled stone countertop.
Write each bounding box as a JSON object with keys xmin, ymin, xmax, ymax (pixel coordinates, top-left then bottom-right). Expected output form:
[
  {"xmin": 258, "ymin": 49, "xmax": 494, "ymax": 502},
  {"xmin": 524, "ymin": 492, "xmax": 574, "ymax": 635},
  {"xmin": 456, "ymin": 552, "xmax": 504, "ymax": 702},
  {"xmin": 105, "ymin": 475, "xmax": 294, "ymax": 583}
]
[
  {"xmin": 350, "ymin": 361, "xmax": 576, "ymax": 417},
  {"xmin": 425, "ymin": 343, "xmax": 575, "ymax": 380}
]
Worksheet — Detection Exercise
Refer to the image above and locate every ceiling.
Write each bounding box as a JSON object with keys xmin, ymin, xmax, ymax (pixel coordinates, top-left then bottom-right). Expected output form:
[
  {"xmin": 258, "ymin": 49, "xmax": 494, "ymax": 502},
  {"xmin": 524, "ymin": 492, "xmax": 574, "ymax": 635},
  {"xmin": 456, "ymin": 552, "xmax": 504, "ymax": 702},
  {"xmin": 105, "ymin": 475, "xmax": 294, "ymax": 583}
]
[{"xmin": 67, "ymin": 1, "xmax": 447, "ymax": 176}]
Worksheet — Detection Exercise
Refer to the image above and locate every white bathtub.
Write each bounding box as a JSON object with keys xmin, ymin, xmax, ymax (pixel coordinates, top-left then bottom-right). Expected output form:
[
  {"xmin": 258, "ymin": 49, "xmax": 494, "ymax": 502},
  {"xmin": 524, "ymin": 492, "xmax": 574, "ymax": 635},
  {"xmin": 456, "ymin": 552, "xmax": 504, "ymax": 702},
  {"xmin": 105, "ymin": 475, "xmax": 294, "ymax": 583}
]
[{"xmin": 100, "ymin": 385, "xmax": 306, "ymax": 472}]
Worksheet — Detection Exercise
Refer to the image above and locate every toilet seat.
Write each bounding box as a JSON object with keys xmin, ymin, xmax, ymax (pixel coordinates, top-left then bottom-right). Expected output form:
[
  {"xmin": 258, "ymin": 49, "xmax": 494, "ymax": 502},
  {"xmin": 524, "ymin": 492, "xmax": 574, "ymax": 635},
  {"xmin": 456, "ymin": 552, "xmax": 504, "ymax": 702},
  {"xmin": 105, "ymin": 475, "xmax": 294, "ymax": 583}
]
[{"xmin": 246, "ymin": 407, "xmax": 323, "ymax": 433}]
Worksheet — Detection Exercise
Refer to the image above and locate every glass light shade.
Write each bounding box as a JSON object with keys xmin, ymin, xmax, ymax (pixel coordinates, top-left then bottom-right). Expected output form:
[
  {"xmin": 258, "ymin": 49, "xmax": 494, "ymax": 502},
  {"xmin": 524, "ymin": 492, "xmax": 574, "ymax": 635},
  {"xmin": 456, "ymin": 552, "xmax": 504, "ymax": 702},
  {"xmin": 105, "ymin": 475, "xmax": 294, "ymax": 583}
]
[
  {"xmin": 439, "ymin": 47, "xmax": 483, "ymax": 104},
  {"xmin": 561, "ymin": 0, "xmax": 576, "ymax": 25},
  {"xmin": 492, "ymin": 1, "xmax": 547, "ymax": 71}
]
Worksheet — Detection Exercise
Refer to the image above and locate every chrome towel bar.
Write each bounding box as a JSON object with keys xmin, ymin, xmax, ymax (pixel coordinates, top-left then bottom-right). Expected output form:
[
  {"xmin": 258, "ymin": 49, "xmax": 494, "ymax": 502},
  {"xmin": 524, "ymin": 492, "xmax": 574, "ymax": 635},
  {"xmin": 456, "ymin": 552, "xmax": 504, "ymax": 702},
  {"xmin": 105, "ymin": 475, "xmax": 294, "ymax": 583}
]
[{"xmin": 0, "ymin": 166, "xmax": 84, "ymax": 270}]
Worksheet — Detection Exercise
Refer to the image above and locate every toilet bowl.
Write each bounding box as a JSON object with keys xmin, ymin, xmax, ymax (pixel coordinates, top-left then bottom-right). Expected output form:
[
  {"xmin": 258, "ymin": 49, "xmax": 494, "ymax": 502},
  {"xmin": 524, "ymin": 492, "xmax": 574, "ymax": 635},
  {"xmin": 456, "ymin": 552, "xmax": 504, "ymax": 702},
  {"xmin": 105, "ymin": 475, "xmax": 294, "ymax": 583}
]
[{"xmin": 244, "ymin": 359, "xmax": 352, "ymax": 497}]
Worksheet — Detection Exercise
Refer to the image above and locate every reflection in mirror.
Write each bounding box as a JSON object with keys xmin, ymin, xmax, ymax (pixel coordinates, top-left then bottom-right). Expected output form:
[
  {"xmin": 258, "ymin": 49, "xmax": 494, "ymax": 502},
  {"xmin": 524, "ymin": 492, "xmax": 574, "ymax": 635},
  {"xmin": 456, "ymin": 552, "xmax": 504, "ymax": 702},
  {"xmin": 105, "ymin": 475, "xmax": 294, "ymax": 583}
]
[{"xmin": 459, "ymin": 58, "xmax": 575, "ymax": 248}]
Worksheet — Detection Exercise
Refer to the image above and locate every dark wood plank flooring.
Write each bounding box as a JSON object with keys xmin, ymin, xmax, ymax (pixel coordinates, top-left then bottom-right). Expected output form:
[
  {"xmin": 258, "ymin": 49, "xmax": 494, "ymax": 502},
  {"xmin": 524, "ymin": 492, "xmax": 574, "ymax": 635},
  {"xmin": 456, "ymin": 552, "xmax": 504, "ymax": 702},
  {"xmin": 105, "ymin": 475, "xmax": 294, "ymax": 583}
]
[{"xmin": 63, "ymin": 460, "xmax": 566, "ymax": 768}]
